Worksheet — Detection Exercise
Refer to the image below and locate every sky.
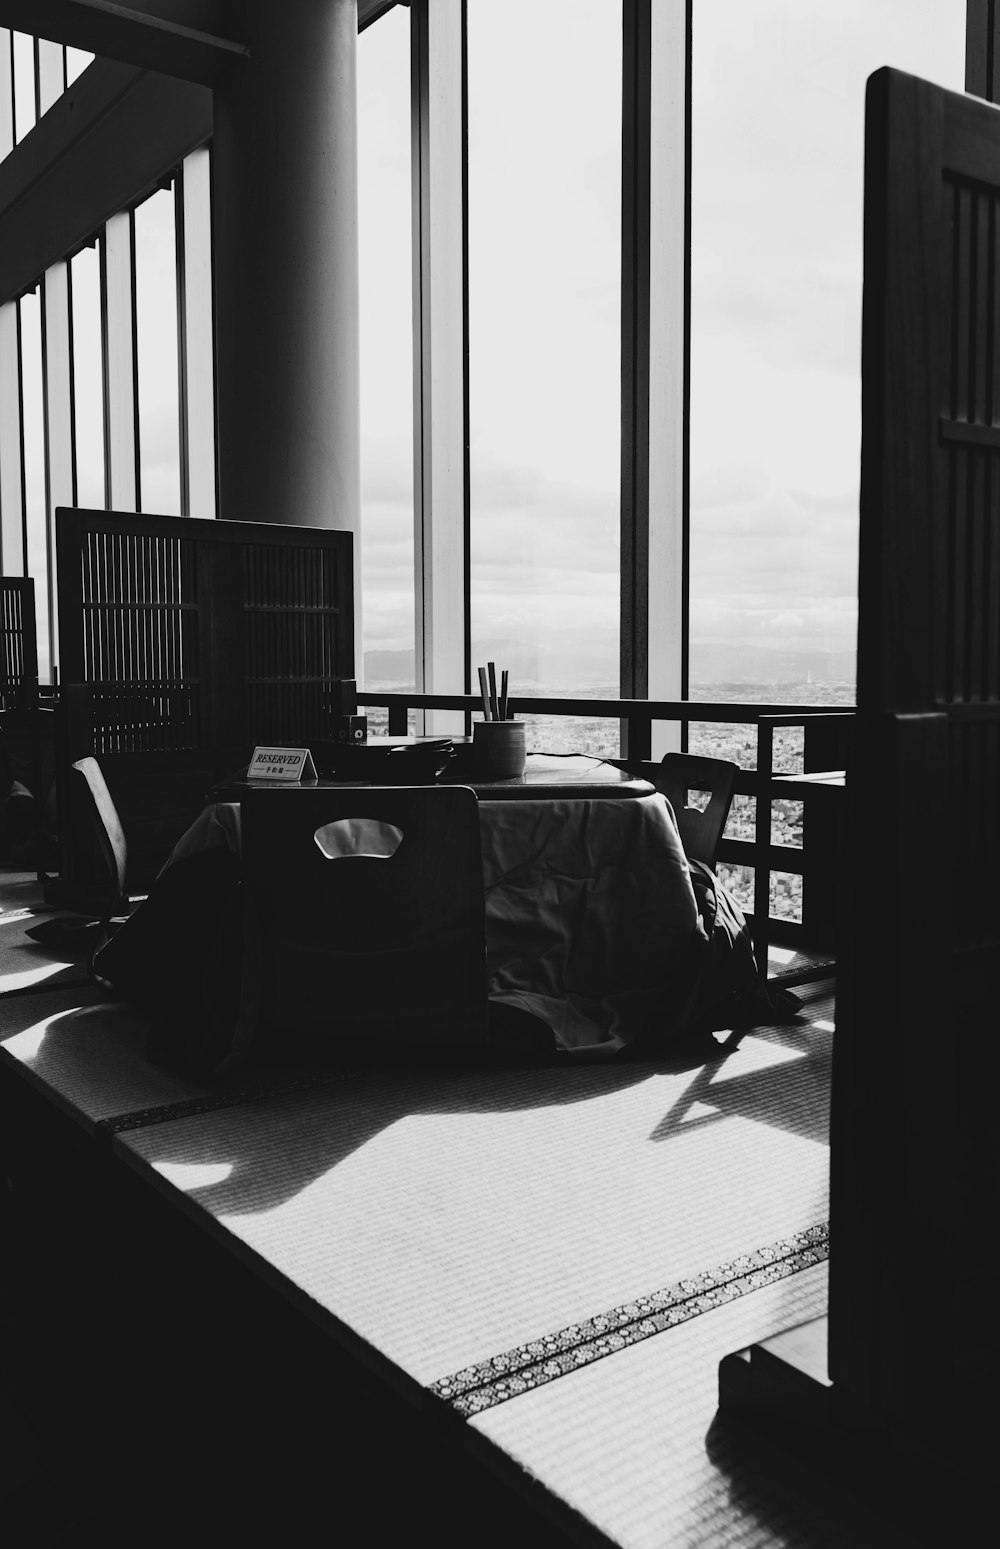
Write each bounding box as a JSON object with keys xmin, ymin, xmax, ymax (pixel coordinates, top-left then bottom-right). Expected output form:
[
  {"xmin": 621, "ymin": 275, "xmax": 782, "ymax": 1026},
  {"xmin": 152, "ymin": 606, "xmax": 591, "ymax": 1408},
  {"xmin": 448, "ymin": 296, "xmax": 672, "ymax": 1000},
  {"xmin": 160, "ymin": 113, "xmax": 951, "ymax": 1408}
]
[
  {"xmin": 357, "ymin": 0, "xmax": 967, "ymax": 690},
  {"xmin": 689, "ymin": 0, "xmax": 966, "ymax": 676}
]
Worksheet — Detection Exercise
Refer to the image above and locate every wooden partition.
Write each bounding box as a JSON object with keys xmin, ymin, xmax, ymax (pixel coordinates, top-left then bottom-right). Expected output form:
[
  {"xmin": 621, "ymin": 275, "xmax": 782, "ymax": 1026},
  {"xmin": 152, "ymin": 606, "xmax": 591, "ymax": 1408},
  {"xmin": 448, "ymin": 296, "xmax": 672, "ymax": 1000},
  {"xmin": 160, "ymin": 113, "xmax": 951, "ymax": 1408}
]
[
  {"xmin": 830, "ymin": 64, "xmax": 1000, "ymax": 1446},
  {"xmin": 718, "ymin": 68, "xmax": 999, "ymax": 1540},
  {"xmin": 51, "ymin": 509, "xmax": 354, "ymax": 900}
]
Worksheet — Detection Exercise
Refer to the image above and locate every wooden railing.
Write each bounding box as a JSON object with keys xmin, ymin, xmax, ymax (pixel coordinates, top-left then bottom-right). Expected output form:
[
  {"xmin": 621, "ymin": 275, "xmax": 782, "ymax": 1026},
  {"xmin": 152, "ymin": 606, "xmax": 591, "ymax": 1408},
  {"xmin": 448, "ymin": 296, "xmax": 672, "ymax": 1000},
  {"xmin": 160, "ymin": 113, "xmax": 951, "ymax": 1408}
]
[{"xmin": 357, "ymin": 690, "xmax": 856, "ymax": 966}]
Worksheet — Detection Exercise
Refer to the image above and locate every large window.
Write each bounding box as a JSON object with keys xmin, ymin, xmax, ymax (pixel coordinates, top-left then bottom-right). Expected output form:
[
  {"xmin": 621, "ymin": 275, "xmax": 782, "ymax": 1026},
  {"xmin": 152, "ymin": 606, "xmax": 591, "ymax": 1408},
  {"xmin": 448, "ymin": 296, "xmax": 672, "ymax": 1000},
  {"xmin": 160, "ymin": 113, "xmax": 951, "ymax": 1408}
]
[
  {"xmin": 689, "ymin": 0, "xmax": 966, "ymax": 709},
  {"xmin": 467, "ymin": 0, "xmax": 621, "ymax": 751},
  {"xmin": 358, "ymin": 3, "xmax": 415, "ymax": 701}
]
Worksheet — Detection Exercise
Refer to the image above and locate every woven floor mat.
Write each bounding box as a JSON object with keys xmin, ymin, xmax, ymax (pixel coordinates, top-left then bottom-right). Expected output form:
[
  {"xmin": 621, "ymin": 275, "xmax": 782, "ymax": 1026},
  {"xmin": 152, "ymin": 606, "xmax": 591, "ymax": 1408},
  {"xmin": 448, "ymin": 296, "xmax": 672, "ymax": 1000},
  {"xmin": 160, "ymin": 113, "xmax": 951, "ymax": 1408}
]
[
  {"xmin": 0, "ymin": 882, "xmax": 94, "ymax": 995},
  {"xmin": 472, "ymin": 1261, "xmax": 913, "ymax": 1549},
  {"xmin": 0, "ymin": 987, "xmax": 210, "ymax": 1131},
  {"xmin": 431, "ymin": 1221, "xmax": 828, "ymax": 1415},
  {"xmin": 116, "ymin": 986, "xmax": 834, "ymax": 1388}
]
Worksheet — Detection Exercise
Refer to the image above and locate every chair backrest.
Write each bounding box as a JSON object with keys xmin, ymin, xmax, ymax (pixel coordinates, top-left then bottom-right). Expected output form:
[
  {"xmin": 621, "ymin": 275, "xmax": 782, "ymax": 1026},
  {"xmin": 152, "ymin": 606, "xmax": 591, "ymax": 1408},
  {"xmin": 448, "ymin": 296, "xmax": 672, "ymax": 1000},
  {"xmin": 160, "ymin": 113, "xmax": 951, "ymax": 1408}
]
[
  {"xmin": 70, "ymin": 756, "xmax": 128, "ymax": 917},
  {"xmin": 238, "ymin": 784, "xmax": 488, "ymax": 1060},
  {"xmin": 628, "ymin": 752, "xmax": 738, "ymax": 868}
]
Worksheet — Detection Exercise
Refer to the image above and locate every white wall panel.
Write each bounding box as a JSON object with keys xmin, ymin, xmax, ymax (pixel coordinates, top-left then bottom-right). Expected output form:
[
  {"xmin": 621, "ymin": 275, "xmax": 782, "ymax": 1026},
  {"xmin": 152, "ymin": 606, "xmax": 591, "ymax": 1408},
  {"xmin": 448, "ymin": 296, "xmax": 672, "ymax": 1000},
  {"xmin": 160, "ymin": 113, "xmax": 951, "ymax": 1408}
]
[
  {"xmin": 647, "ymin": 0, "xmax": 688, "ymax": 755},
  {"xmin": 37, "ymin": 38, "xmax": 63, "ymax": 116},
  {"xmin": 0, "ymin": 29, "xmax": 13, "ymax": 161},
  {"xmin": 412, "ymin": 0, "xmax": 466, "ymax": 735},
  {"xmin": 42, "ymin": 261, "xmax": 73, "ymax": 668},
  {"xmin": 102, "ymin": 209, "xmax": 138, "ymax": 509},
  {"xmin": 180, "ymin": 147, "xmax": 216, "ymax": 518}
]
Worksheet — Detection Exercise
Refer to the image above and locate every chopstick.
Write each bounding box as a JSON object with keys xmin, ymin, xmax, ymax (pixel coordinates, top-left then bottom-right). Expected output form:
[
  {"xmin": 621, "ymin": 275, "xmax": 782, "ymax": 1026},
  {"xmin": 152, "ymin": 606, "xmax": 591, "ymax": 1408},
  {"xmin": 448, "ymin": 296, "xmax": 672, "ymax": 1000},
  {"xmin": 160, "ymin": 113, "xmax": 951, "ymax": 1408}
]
[{"xmin": 477, "ymin": 662, "xmax": 511, "ymax": 720}]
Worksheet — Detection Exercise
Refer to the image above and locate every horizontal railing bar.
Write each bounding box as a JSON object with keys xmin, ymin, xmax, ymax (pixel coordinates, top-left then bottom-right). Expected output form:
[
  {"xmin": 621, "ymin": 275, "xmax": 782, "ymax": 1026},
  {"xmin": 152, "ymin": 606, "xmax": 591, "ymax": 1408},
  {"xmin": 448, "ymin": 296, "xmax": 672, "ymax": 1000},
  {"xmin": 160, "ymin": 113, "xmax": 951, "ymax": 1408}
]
[
  {"xmin": 717, "ymin": 839, "xmax": 807, "ymax": 875},
  {"xmin": 81, "ymin": 601, "xmax": 198, "ymax": 610},
  {"xmin": 356, "ymin": 690, "xmax": 855, "ymax": 724}
]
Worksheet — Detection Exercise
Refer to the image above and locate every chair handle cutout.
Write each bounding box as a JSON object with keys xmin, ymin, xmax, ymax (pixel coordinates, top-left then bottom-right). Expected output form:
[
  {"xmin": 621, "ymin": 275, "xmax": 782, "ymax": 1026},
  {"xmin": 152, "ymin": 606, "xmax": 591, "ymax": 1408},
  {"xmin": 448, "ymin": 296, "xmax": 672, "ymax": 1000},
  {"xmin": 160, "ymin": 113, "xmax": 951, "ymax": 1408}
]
[{"xmin": 313, "ymin": 817, "xmax": 404, "ymax": 860}]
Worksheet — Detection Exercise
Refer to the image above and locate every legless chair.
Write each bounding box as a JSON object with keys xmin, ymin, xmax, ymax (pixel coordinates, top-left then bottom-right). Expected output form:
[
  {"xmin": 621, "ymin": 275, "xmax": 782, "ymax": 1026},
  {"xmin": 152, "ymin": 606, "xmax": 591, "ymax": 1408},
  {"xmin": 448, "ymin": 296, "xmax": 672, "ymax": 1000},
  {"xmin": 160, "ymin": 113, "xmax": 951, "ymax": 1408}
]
[
  {"xmin": 625, "ymin": 753, "xmax": 738, "ymax": 869},
  {"xmin": 237, "ymin": 784, "xmax": 488, "ymax": 1066},
  {"xmin": 68, "ymin": 756, "xmax": 131, "ymax": 934},
  {"xmin": 26, "ymin": 756, "xmax": 134, "ymax": 956}
]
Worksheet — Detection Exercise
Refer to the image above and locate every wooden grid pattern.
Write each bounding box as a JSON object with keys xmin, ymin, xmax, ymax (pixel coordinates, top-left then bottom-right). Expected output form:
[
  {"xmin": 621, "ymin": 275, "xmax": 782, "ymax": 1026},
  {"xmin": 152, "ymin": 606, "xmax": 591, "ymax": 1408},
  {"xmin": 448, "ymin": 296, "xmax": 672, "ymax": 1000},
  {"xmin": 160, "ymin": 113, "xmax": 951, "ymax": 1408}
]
[
  {"xmin": 242, "ymin": 540, "xmax": 348, "ymax": 746},
  {"xmin": 78, "ymin": 527, "xmax": 200, "ymax": 753},
  {"xmin": 0, "ymin": 579, "xmax": 38, "ymax": 712}
]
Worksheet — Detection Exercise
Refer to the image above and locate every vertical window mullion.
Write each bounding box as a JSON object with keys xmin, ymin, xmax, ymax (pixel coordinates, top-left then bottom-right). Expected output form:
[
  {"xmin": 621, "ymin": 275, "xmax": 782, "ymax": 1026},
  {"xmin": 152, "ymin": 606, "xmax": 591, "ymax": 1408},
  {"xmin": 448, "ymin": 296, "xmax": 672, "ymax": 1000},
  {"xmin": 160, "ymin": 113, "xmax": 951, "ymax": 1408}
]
[
  {"xmin": 620, "ymin": 0, "xmax": 689, "ymax": 757},
  {"xmin": 411, "ymin": 0, "xmax": 469, "ymax": 735},
  {"xmin": 966, "ymin": 0, "xmax": 1000, "ymax": 101},
  {"xmin": 129, "ymin": 207, "xmax": 141, "ymax": 511},
  {"xmin": 41, "ymin": 262, "xmax": 73, "ymax": 673},
  {"xmin": 175, "ymin": 163, "xmax": 190, "ymax": 516}
]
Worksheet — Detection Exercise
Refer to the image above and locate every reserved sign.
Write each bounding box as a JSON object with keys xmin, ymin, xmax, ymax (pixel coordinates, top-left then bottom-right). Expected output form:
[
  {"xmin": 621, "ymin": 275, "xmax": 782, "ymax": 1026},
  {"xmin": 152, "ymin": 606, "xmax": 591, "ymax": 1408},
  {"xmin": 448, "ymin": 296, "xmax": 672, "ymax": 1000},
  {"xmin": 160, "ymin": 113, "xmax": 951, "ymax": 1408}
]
[{"xmin": 248, "ymin": 746, "xmax": 318, "ymax": 782}]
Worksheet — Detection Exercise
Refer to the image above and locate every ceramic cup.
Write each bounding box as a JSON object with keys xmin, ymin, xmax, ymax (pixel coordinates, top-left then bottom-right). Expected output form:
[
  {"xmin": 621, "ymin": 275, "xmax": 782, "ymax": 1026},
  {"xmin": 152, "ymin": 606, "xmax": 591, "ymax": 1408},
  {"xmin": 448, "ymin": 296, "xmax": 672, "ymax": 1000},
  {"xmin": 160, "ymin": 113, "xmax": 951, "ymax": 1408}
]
[{"xmin": 472, "ymin": 719, "xmax": 526, "ymax": 780}]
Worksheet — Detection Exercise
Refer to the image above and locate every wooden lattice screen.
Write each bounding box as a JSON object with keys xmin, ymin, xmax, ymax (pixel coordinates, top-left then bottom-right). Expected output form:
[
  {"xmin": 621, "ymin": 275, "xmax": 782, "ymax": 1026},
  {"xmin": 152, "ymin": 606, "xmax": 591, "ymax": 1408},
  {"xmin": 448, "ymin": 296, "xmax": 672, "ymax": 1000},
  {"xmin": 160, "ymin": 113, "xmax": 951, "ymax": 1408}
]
[
  {"xmin": 0, "ymin": 578, "xmax": 39, "ymax": 712},
  {"xmin": 53, "ymin": 508, "xmax": 354, "ymax": 894}
]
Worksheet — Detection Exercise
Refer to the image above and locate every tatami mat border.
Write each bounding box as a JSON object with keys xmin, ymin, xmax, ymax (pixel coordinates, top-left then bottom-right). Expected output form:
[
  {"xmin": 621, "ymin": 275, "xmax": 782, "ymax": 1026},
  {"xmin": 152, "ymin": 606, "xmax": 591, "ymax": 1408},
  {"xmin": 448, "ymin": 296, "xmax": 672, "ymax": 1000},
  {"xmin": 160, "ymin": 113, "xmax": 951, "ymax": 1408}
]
[
  {"xmin": 430, "ymin": 1222, "xmax": 829, "ymax": 1417},
  {"xmin": 96, "ymin": 1067, "xmax": 366, "ymax": 1133}
]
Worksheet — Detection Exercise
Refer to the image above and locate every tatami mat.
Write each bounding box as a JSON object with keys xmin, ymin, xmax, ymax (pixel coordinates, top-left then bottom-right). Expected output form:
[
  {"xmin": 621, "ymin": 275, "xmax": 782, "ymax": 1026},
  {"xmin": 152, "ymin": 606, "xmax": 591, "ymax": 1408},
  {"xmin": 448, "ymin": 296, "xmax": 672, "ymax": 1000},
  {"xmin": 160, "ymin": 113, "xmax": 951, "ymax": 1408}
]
[
  {"xmin": 115, "ymin": 984, "xmax": 834, "ymax": 1392},
  {"xmin": 1, "ymin": 949, "xmax": 847, "ymax": 1546},
  {"xmin": 0, "ymin": 986, "xmax": 210, "ymax": 1131},
  {"xmin": 472, "ymin": 1260, "xmax": 916, "ymax": 1549},
  {"xmin": 0, "ymin": 873, "xmax": 93, "ymax": 995}
]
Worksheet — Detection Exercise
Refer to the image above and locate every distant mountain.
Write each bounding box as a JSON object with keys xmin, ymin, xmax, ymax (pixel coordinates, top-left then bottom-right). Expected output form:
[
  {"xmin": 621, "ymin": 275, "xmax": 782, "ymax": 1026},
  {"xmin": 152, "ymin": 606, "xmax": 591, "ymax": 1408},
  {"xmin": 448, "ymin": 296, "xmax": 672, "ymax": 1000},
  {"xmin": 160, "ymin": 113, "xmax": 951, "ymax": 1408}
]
[
  {"xmin": 363, "ymin": 649, "xmax": 415, "ymax": 685},
  {"xmin": 363, "ymin": 637, "xmax": 619, "ymax": 689},
  {"xmin": 363, "ymin": 641, "xmax": 857, "ymax": 691},
  {"xmin": 688, "ymin": 643, "xmax": 856, "ymax": 686}
]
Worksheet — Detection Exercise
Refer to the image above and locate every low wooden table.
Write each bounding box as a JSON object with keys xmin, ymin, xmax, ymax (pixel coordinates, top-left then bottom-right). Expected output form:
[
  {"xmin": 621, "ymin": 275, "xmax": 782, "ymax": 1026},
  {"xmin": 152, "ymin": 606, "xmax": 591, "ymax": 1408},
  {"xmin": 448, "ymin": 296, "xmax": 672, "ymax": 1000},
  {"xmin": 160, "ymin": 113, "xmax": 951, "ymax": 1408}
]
[
  {"xmin": 207, "ymin": 749, "xmax": 654, "ymax": 803},
  {"xmin": 174, "ymin": 754, "xmax": 694, "ymax": 1059}
]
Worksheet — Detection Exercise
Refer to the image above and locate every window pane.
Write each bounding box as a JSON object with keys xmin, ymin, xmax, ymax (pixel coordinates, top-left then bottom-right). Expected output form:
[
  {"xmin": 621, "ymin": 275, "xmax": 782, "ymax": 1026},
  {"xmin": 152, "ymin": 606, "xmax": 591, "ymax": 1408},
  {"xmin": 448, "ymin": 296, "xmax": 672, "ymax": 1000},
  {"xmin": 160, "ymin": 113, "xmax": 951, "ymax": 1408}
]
[
  {"xmin": 134, "ymin": 187, "xmax": 180, "ymax": 515},
  {"xmin": 468, "ymin": 0, "xmax": 621, "ymax": 731},
  {"xmin": 689, "ymin": 0, "xmax": 965, "ymax": 710},
  {"xmin": 71, "ymin": 244, "xmax": 105, "ymax": 509},
  {"xmin": 358, "ymin": 5, "xmax": 415, "ymax": 698}
]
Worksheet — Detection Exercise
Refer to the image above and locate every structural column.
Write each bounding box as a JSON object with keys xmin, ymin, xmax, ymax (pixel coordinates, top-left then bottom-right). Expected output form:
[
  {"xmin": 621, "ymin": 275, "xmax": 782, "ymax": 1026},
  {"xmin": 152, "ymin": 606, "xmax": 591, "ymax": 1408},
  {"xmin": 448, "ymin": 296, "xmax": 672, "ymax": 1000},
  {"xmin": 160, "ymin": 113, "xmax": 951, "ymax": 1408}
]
[{"xmin": 212, "ymin": 0, "xmax": 361, "ymax": 611}]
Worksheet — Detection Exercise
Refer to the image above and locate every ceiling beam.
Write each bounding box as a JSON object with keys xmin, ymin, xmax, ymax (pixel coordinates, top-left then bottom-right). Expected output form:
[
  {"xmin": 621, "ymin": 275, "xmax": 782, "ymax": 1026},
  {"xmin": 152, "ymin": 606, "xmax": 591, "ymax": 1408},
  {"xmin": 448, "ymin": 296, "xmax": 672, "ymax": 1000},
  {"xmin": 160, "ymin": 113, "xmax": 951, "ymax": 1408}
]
[
  {"xmin": 0, "ymin": 1, "xmax": 247, "ymax": 86},
  {"xmin": 0, "ymin": 56, "xmax": 210, "ymax": 300}
]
